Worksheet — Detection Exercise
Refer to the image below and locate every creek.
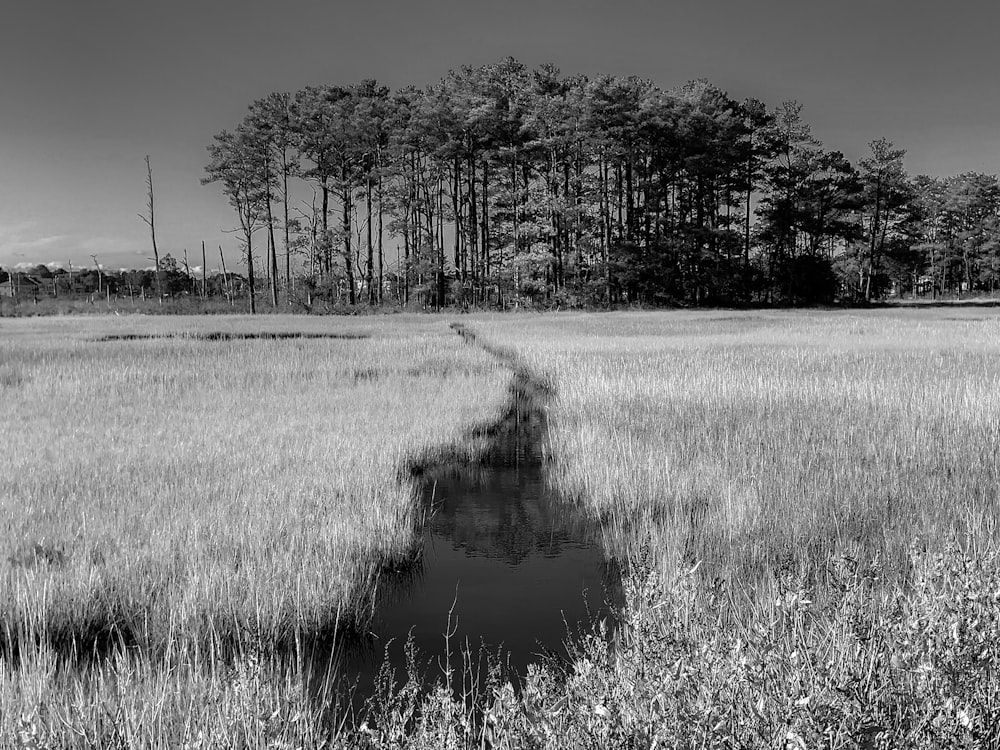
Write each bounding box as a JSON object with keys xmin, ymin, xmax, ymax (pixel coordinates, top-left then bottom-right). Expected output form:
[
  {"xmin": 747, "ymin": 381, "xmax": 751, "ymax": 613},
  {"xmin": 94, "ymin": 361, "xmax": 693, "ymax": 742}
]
[{"xmin": 325, "ymin": 330, "xmax": 621, "ymax": 717}]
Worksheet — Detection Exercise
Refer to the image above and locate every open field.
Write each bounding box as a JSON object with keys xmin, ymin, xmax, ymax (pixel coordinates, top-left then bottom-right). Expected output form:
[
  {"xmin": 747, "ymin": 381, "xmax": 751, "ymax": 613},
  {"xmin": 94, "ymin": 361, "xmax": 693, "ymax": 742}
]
[{"xmin": 3, "ymin": 309, "xmax": 1000, "ymax": 747}]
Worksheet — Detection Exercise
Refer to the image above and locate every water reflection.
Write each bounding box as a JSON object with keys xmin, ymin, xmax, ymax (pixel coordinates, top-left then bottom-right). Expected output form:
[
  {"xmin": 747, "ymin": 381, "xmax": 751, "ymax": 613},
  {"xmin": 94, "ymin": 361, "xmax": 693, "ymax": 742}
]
[{"xmin": 324, "ymin": 394, "xmax": 621, "ymax": 717}]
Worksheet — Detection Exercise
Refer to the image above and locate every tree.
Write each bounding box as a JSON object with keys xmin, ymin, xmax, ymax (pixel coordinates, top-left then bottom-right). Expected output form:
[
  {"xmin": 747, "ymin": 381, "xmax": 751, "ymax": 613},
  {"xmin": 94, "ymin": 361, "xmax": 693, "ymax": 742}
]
[
  {"xmin": 736, "ymin": 98, "xmax": 778, "ymax": 299},
  {"xmin": 158, "ymin": 253, "xmax": 190, "ymax": 296},
  {"xmin": 290, "ymin": 85, "xmax": 370, "ymax": 304},
  {"xmin": 139, "ymin": 155, "xmax": 163, "ymax": 301},
  {"xmin": 859, "ymin": 138, "xmax": 909, "ymax": 301},
  {"xmin": 198, "ymin": 57, "xmax": 1000, "ymax": 309},
  {"xmin": 203, "ymin": 126, "xmax": 271, "ymax": 314},
  {"xmin": 756, "ymin": 103, "xmax": 863, "ymax": 303},
  {"xmin": 246, "ymin": 94, "xmax": 299, "ymax": 307},
  {"xmin": 757, "ymin": 101, "xmax": 821, "ymax": 300},
  {"xmin": 939, "ymin": 172, "xmax": 1000, "ymax": 295}
]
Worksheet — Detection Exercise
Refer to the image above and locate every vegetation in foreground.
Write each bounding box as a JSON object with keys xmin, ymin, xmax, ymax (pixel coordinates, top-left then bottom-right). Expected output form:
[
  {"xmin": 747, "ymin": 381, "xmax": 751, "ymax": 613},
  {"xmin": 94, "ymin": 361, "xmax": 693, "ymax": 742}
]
[
  {"xmin": 4, "ymin": 309, "xmax": 1000, "ymax": 748},
  {"xmin": 1, "ymin": 315, "xmax": 509, "ymax": 743},
  {"xmin": 472, "ymin": 309, "xmax": 1000, "ymax": 746}
]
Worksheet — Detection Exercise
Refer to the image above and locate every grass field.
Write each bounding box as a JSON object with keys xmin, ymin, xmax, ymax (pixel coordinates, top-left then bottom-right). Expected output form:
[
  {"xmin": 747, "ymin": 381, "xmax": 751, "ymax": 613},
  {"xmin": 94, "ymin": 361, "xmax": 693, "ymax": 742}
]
[
  {"xmin": 471, "ymin": 309, "xmax": 1000, "ymax": 747},
  {"xmin": 3, "ymin": 309, "xmax": 1000, "ymax": 748},
  {"xmin": 476, "ymin": 310, "xmax": 1000, "ymax": 577},
  {"xmin": 1, "ymin": 315, "xmax": 509, "ymax": 746}
]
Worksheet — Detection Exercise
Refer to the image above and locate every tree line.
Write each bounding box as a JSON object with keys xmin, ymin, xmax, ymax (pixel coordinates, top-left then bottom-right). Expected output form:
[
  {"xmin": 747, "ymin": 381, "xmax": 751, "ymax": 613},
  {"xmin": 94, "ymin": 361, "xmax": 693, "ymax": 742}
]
[
  {"xmin": 0, "ymin": 256, "xmax": 247, "ymax": 302},
  {"xmin": 202, "ymin": 57, "xmax": 1000, "ymax": 310}
]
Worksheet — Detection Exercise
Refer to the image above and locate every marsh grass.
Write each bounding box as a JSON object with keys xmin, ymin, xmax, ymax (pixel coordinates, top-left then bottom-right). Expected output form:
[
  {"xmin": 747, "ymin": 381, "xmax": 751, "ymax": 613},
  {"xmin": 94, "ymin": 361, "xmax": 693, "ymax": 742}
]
[
  {"xmin": 3, "ymin": 316, "xmax": 510, "ymax": 653},
  {"xmin": 472, "ymin": 310, "xmax": 1000, "ymax": 584},
  {"xmin": 457, "ymin": 309, "xmax": 1000, "ymax": 746},
  {"xmin": 0, "ymin": 294, "xmax": 276, "ymax": 318},
  {"xmin": 1, "ymin": 314, "xmax": 513, "ymax": 744},
  {"xmin": 5, "ymin": 310, "xmax": 1000, "ymax": 747}
]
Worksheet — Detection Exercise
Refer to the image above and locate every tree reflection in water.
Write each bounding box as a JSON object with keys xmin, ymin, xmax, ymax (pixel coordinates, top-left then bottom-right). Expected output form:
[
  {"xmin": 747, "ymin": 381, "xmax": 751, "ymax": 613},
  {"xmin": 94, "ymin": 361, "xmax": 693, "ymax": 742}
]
[{"xmin": 323, "ymin": 386, "xmax": 621, "ymax": 719}]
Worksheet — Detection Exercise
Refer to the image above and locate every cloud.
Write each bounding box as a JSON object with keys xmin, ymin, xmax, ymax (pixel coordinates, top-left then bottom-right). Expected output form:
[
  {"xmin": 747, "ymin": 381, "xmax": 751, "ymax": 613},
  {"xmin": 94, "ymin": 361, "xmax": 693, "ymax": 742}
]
[
  {"xmin": 16, "ymin": 234, "xmax": 68, "ymax": 250},
  {"xmin": 0, "ymin": 222, "xmax": 70, "ymax": 260},
  {"xmin": 79, "ymin": 236, "xmax": 136, "ymax": 254},
  {"xmin": 0, "ymin": 226, "xmax": 145, "ymax": 269}
]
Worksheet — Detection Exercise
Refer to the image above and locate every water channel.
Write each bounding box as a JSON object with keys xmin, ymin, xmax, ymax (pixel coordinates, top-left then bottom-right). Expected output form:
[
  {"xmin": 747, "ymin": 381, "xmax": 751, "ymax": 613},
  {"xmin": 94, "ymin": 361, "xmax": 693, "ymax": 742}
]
[{"xmin": 326, "ymin": 335, "xmax": 621, "ymax": 717}]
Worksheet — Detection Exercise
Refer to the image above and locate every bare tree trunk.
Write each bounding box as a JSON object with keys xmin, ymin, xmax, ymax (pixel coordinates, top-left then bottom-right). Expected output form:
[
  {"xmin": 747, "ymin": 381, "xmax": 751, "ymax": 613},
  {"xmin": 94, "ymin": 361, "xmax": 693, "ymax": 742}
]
[
  {"xmin": 866, "ymin": 176, "xmax": 883, "ymax": 303},
  {"xmin": 201, "ymin": 241, "xmax": 207, "ymax": 298},
  {"xmin": 600, "ymin": 151, "xmax": 611, "ymax": 303},
  {"xmin": 615, "ymin": 163, "xmax": 624, "ymax": 242},
  {"xmin": 511, "ymin": 153, "xmax": 519, "ymax": 302},
  {"xmin": 366, "ymin": 168, "xmax": 375, "ymax": 304},
  {"xmin": 482, "ymin": 160, "xmax": 490, "ymax": 302},
  {"xmin": 182, "ymin": 249, "xmax": 192, "ymax": 295},
  {"xmin": 625, "ymin": 155, "xmax": 635, "ymax": 244},
  {"xmin": 468, "ymin": 151, "xmax": 478, "ymax": 302},
  {"xmin": 245, "ymin": 233, "xmax": 257, "ymax": 315},
  {"xmin": 282, "ymin": 150, "xmax": 291, "ymax": 302},
  {"xmin": 575, "ymin": 149, "xmax": 584, "ymax": 290},
  {"xmin": 342, "ymin": 184, "xmax": 356, "ymax": 305},
  {"xmin": 437, "ymin": 175, "xmax": 445, "ymax": 309},
  {"xmin": 91, "ymin": 254, "xmax": 103, "ymax": 294},
  {"xmin": 141, "ymin": 155, "xmax": 162, "ymax": 301},
  {"xmin": 377, "ymin": 153, "xmax": 384, "ymax": 305},
  {"xmin": 453, "ymin": 155, "xmax": 462, "ymax": 283},
  {"xmin": 321, "ymin": 178, "xmax": 330, "ymax": 276},
  {"xmin": 219, "ymin": 246, "xmax": 232, "ymax": 304},
  {"xmin": 745, "ymin": 159, "xmax": 753, "ymax": 302},
  {"xmin": 403, "ymin": 167, "xmax": 411, "ymax": 306},
  {"xmin": 267, "ymin": 198, "xmax": 279, "ymax": 307}
]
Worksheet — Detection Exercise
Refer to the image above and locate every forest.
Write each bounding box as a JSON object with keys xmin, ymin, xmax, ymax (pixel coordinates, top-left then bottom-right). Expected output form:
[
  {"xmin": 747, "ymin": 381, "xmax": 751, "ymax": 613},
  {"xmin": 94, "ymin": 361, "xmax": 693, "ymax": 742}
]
[{"xmin": 197, "ymin": 57, "xmax": 1000, "ymax": 310}]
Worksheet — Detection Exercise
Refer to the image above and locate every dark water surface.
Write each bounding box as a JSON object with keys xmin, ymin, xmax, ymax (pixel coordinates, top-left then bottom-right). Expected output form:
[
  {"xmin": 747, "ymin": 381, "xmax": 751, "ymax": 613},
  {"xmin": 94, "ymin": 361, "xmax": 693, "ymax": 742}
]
[
  {"xmin": 97, "ymin": 331, "xmax": 368, "ymax": 341},
  {"xmin": 326, "ymin": 391, "xmax": 620, "ymax": 716}
]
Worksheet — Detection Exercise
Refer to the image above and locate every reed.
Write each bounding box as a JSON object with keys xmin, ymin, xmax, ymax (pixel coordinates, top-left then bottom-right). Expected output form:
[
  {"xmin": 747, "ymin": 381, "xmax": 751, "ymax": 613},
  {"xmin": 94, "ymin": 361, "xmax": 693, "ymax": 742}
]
[
  {"xmin": 1, "ymin": 314, "xmax": 511, "ymax": 744},
  {"xmin": 473, "ymin": 309, "xmax": 1000, "ymax": 584},
  {"xmin": 458, "ymin": 309, "xmax": 1000, "ymax": 747},
  {"xmin": 5, "ymin": 309, "xmax": 1000, "ymax": 747}
]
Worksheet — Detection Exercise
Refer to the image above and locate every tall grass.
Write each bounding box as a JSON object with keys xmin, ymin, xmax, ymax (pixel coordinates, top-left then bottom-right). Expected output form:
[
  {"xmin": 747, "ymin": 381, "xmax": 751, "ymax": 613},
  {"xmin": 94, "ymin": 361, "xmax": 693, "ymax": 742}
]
[
  {"xmin": 473, "ymin": 310, "xmax": 1000, "ymax": 581},
  {"xmin": 1, "ymin": 315, "xmax": 509, "ymax": 745},
  {"xmin": 459, "ymin": 309, "xmax": 1000, "ymax": 746},
  {"xmin": 5, "ymin": 309, "xmax": 1000, "ymax": 747}
]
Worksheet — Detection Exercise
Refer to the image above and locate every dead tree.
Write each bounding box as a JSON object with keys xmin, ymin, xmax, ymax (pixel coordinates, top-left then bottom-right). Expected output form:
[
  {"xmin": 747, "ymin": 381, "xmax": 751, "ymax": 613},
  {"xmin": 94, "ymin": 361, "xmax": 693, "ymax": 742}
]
[
  {"xmin": 139, "ymin": 155, "xmax": 162, "ymax": 301},
  {"xmin": 90, "ymin": 254, "xmax": 103, "ymax": 294}
]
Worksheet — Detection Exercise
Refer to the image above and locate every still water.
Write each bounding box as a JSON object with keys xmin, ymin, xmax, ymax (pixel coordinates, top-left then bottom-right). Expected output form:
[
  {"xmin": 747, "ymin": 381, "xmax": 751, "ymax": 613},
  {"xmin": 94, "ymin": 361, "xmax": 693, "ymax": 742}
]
[{"xmin": 329, "ymin": 391, "xmax": 620, "ymax": 714}]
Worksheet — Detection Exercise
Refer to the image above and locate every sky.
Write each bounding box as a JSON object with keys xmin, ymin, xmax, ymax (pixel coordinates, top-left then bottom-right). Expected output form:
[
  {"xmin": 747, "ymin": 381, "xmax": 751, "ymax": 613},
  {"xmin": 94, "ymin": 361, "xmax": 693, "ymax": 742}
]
[{"xmin": 1, "ymin": 0, "xmax": 998, "ymax": 271}]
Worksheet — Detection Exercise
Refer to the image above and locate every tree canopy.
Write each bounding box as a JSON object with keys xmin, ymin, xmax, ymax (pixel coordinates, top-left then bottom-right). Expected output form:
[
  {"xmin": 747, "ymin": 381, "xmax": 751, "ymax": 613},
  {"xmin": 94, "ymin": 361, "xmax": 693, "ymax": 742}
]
[{"xmin": 197, "ymin": 58, "xmax": 1000, "ymax": 309}]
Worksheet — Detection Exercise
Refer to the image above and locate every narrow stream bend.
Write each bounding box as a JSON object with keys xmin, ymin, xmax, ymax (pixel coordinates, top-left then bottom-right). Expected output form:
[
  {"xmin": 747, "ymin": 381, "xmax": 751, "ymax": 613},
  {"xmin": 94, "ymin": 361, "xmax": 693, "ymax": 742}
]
[{"xmin": 326, "ymin": 323, "xmax": 621, "ymax": 716}]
